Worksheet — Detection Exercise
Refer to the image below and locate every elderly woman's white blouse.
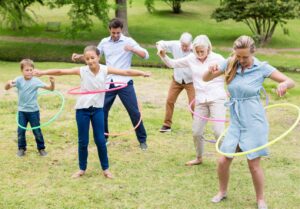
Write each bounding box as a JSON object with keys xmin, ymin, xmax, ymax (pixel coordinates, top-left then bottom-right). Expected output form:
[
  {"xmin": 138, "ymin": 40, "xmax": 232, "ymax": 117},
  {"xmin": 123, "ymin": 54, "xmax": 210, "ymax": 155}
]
[{"xmin": 161, "ymin": 52, "xmax": 227, "ymax": 103}]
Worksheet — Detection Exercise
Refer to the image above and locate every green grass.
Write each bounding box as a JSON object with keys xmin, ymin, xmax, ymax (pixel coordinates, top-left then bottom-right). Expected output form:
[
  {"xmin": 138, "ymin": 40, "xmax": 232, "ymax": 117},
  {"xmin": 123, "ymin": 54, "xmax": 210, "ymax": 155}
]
[
  {"xmin": 1, "ymin": 40, "xmax": 299, "ymax": 69},
  {"xmin": 0, "ymin": 61, "xmax": 299, "ymax": 209},
  {"xmin": 0, "ymin": 41, "xmax": 83, "ymax": 62},
  {"xmin": 0, "ymin": 0, "xmax": 300, "ymax": 68}
]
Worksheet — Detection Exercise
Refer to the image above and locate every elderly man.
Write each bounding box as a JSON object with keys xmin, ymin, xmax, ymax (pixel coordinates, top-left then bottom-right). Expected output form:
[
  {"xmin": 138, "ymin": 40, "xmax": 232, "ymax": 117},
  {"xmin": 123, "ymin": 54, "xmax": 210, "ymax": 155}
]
[{"xmin": 156, "ymin": 32, "xmax": 195, "ymax": 132}]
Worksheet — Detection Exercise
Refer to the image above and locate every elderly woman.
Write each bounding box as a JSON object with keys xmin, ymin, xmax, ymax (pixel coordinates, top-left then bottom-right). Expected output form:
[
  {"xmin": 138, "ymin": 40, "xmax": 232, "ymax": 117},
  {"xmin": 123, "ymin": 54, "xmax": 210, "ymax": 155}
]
[
  {"xmin": 158, "ymin": 35, "xmax": 227, "ymax": 166},
  {"xmin": 203, "ymin": 35, "xmax": 295, "ymax": 209}
]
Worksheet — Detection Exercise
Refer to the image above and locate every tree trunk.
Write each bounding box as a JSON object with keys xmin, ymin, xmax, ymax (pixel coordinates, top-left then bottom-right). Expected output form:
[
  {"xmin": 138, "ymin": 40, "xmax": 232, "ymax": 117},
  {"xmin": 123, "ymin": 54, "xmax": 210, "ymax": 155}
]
[
  {"xmin": 115, "ymin": 0, "xmax": 129, "ymax": 36},
  {"xmin": 258, "ymin": 21, "xmax": 278, "ymax": 47},
  {"xmin": 172, "ymin": 1, "xmax": 182, "ymax": 14}
]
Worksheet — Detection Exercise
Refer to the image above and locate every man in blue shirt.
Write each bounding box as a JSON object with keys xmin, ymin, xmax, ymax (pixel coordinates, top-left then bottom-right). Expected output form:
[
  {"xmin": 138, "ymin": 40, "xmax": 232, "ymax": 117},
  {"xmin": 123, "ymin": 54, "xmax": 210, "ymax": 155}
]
[{"xmin": 72, "ymin": 18, "xmax": 149, "ymax": 150}]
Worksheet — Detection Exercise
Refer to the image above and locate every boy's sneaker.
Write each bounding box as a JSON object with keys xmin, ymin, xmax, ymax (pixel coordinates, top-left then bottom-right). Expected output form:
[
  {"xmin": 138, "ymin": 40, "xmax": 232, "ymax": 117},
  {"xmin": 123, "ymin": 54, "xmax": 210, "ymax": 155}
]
[
  {"xmin": 140, "ymin": 142, "xmax": 148, "ymax": 151},
  {"xmin": 159, "ymin": 125, "xmax": 171, "ymax": 133},
  {"xmin": 17, "ymin": 149, "xmax": 25, "ymax": 157},
  {"xmin": 38, "ymin": 149, "xmax": 48, "ymax": 157}
]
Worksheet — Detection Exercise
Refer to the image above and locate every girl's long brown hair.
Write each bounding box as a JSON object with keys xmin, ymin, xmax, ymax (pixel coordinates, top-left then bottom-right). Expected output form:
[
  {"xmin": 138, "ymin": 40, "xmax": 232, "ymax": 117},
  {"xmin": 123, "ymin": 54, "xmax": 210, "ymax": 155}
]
[{"xmin": 225, "ymin": 35, "xmax": 256, "ymax": 84}]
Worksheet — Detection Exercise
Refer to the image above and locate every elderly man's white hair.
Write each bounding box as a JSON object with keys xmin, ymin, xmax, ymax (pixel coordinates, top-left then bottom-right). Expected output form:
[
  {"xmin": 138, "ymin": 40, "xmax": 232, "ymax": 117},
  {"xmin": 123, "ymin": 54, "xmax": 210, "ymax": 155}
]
[
  {"xmin": 192, "ymin": 35, "xmax": 212, "ymax": 55},
  {"xmin": 179, "ymin": 32, "xmax": 193, "ymax": 44}
]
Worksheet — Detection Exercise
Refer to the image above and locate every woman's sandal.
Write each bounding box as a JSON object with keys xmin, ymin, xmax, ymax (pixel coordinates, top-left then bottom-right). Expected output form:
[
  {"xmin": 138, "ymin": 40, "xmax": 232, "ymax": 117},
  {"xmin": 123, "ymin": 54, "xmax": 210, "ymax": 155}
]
[{"xmin": 211, "ymin": 193, "xmax": 227, "ymax": 203}]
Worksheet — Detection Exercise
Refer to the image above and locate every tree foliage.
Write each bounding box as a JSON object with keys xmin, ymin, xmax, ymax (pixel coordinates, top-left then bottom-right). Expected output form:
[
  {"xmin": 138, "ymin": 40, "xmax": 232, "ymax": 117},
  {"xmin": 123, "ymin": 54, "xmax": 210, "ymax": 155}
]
[
  {"xmin": 47, "ymin": 0, "xmax": 111, "ymax": 38},
  {"xmin": 0, "ymin": 0, "xmax": 44, "ymax": 30},
  {"xmin": 144, "ymin": 0, "xmax": 155, "ymax": 13},
  {"xmin": 0, "ymin": 0, "xmax": 131, "ymax": 37},
  {"xmin": 212, "ymin": 0, "xmax": 300, "ymax": 45}
]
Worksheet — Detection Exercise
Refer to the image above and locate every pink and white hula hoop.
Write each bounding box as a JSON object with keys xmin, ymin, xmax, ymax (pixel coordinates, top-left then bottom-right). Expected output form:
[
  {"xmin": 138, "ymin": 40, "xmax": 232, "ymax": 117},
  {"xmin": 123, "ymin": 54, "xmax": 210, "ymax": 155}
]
[
  {"xmin": 68, "ymin": 82, "xmax": 128, "ymax": 95},
  {"xmin": 188, "ymin": 99, "xmax": 229, "ymax": 123},
  {"xmin": 105, "ymin": 102, "xmax": 143, "ymax": 136}
]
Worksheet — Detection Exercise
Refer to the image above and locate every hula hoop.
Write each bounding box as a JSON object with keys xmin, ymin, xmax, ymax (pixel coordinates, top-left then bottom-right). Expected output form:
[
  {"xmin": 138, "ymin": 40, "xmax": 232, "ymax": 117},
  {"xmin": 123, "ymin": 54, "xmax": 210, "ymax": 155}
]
[
  {"xmin": 188, "ymin": 89, "xmax": 269, "ymax": 123},
  {"xmin": 204, "ymin": 139, "xmax": 218, "ymax": 144},
  {"xmin": 16, "ymin": 90, "xmax": 65, "ymax": 130},
  {"xmin": 188, "ymin": 99, "xmax": 229, "ymax": 123},
  {"xmin": 68, "ymin": 82, "xmax": 128, "ymax": 95},
  {"xmin": 104, "ymin": 101, "xmax": 143, "ymax": 137},
  {"xmin": 216, "ymin": 103, "xmax": 300, "ymax": 157}
]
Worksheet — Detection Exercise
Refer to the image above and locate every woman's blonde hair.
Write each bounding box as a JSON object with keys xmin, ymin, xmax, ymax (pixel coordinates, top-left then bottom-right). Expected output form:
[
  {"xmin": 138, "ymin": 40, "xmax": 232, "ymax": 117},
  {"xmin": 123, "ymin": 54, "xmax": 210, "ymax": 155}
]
[{"xmin": 225, "ymin": 35, "xmax": 256, "ymax": 84}]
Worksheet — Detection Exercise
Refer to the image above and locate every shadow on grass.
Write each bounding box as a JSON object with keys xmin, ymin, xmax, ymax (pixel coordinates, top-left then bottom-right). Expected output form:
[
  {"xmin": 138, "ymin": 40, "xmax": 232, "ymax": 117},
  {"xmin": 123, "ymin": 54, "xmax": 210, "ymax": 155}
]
[{"xmin": 151, "ymin": 9, "xmax": 199, "ymax": 19}]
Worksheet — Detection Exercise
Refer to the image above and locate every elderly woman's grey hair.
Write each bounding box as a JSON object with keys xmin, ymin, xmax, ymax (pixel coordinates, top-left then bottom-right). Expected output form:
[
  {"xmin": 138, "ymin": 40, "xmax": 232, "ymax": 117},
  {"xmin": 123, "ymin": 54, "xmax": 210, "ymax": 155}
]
[{"xmin": 192, "ymin": 35, "xmax": 212, "ymax": 56}]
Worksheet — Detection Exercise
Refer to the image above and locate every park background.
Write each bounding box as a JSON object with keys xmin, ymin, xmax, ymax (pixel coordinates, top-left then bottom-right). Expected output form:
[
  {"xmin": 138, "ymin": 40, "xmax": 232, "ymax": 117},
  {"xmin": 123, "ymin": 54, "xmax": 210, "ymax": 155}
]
[{"xmin": 0, "ymin": 0, "xmax": 300, "ymax": 208}]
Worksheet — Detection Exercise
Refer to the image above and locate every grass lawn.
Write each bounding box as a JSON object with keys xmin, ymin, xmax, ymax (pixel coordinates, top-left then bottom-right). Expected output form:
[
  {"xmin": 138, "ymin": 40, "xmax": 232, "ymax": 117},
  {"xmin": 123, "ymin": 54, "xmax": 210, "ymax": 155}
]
[
  {"xmin": 0, "ymin": 61, "xmax": 299, "ymax": 209},
  {"xmin": 0, "ymin": 0, "xmax": 300, "ymax": 68}
]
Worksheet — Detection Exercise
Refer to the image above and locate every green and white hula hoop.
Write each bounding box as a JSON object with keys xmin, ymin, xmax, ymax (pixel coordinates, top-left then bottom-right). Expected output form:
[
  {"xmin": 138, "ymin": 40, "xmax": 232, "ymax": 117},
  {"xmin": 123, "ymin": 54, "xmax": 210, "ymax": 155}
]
[
  {"xmin": 16, "ymin": 90, "xmax": 65, "ymax": 130},
  {"xmin": 216, "ymin": 103, "xmax": 300, "ymax": 157}
]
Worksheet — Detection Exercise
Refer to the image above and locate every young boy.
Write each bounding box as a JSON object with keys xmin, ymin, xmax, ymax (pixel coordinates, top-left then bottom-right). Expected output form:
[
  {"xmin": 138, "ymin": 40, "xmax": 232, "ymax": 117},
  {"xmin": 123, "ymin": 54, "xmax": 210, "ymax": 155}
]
[{"xmin": 5, "ymin": 59, "xmax": 55, "ymax": 157}]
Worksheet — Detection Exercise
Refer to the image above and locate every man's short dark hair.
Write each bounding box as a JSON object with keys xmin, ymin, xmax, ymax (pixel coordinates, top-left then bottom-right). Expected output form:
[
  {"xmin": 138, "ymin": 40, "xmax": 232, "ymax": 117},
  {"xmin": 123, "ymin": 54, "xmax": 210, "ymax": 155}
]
[{"xmin": 109, "ymin": 18, "xmax": 123, "ymax": 29}]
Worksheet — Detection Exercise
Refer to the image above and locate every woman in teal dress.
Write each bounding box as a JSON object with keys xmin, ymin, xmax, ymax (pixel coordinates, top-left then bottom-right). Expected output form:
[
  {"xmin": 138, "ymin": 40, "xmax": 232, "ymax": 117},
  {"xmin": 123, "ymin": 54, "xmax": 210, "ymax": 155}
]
[{"xmin": 203, "ymin": 35, "xmax": 295, "ymax": 209}]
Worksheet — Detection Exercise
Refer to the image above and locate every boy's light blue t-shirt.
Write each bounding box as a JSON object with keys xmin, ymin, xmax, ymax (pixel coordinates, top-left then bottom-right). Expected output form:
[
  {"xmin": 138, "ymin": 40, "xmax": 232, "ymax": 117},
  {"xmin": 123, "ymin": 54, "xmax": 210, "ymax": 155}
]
[{"xmin": 14, "ymin": 76, "xmax": 46, "ymax": 112}]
